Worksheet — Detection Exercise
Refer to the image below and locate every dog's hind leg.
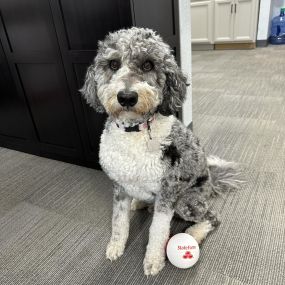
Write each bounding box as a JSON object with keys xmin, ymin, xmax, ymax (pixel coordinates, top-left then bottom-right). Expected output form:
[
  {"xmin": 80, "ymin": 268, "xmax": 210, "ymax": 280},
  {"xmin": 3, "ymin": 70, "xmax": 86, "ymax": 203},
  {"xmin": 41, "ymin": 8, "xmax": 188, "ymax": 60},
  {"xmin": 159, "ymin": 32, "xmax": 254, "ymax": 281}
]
[
  {"xmin": 185, "ymin": 210, "xmax": 220, "ymax": 244},
  {"xmin": 175, "ymin": 191, "xmax": 220, "ymax": 244}
]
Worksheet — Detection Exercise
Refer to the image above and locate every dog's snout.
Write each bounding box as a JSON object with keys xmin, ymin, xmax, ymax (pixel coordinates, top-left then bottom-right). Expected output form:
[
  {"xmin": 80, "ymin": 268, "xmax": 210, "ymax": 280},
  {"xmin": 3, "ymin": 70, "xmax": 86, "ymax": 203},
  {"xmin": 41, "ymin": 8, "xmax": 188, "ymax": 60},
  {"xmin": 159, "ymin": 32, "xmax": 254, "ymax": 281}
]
[{"xmin": 117, "ymin": 90, "xmax": 138, "ymax": 107}]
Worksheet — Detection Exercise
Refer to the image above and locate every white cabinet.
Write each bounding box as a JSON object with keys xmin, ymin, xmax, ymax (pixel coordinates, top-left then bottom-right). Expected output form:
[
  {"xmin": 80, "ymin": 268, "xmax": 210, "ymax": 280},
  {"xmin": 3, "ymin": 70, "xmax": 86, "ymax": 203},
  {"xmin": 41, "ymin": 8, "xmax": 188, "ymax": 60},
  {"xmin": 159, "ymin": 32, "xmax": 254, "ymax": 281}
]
[
  {"xmin": 191, "ymin": 0, "xmax": 258, "ymax": 44},
  {"xmin": 214, "ymin": 0, "xmax": 257, "ymax": 42},
  {"xmin": 214, "ymin": 0, "xmax": 233, "ymax": 41},
  {"xmin": 233, "ymin": 0, "xmax": 257, "ymax": 41},
  {"xmin": 191, "ymin": 1, "xmax": 214, "ymax": 43}
]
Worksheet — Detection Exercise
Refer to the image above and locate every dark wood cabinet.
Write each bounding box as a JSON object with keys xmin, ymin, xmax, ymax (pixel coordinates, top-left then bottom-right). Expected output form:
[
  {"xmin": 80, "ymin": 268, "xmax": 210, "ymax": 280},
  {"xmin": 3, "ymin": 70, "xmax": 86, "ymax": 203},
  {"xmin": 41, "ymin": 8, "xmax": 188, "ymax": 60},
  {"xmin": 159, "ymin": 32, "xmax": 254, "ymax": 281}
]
[
  {"xmin": 0, "ymin": 42, "xmax": 36, "ymax": 141},
  {"xmin": 58, "ymin": 0, "xmax": 131, "ymax": 50},
  {"xmin": 16, "ymin": 63, "xmax": 79, "ymax": 149},
  {"xmin": 0, "ymin": 0, "xmax": 179, "ymax": 169}
]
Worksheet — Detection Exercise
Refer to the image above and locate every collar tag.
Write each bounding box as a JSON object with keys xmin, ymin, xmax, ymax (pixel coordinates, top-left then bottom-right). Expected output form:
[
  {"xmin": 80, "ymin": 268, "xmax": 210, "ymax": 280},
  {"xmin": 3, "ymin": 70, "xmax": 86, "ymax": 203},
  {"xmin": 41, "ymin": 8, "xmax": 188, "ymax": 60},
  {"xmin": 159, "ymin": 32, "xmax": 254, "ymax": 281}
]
[{"xmin": 147, "ymin": 120, "xmax": 152, "ymax": 140}]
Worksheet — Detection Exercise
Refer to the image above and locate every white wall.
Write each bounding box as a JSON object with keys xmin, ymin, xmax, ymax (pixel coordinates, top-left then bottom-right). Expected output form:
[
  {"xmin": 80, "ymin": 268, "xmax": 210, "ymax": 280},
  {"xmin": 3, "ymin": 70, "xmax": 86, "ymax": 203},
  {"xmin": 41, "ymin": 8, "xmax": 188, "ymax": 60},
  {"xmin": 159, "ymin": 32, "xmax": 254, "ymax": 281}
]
[
  {"xmin": 178, "ymin": 0, "xmax": 192, "ymax": 126},
  {"xmin": 271, "ymin": 0, "xmax": 285, "ymax": 19}
]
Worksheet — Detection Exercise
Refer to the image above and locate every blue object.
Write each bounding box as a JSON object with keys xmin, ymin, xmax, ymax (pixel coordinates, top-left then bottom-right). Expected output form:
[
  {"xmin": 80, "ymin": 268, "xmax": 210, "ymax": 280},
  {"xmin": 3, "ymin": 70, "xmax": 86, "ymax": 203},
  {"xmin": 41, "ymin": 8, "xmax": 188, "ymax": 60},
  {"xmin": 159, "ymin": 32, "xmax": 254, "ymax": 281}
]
[{"xmin": 270, "ymin": 8, "xmax": 285, "ymax": 45}]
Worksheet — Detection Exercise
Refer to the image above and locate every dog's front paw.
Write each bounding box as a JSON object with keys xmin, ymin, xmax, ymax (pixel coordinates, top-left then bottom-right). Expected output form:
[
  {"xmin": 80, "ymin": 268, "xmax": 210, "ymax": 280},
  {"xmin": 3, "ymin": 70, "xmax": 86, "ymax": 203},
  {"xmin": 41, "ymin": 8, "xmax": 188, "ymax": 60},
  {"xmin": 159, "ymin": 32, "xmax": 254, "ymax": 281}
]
[
  {"xmin": 106, "ymin": 240, "xmax": 125, "ymax": 261},
  {"xmin": 143, "ymin": 252, "xmax": 165, "ymax": 276}
]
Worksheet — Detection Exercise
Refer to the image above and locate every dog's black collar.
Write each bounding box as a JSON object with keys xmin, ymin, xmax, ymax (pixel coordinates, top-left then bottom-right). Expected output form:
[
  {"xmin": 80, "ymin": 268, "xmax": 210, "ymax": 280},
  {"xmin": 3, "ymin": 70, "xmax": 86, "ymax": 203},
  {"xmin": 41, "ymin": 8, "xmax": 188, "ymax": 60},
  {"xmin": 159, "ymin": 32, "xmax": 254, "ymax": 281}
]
[
  {"xmin": 116, "ymin": 123, "xmax": 140, "ymax": 132},
  {"xmin": 115, "ymin": 115, "xmax": 155, "ymax": 139}
]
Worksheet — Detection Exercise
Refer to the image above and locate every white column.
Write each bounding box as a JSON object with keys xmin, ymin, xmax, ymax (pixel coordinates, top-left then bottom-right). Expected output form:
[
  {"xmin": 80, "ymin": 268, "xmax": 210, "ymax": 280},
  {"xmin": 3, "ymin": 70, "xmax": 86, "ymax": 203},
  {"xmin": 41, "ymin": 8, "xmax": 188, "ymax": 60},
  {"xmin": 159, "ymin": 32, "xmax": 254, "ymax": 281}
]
[
  {"xmin": 257, "ymin": 0, "xmax": 272, "ymax": 41},
  {"xmin": 179, "ymin": 0, "xmax": 192, "ymax": 127}
]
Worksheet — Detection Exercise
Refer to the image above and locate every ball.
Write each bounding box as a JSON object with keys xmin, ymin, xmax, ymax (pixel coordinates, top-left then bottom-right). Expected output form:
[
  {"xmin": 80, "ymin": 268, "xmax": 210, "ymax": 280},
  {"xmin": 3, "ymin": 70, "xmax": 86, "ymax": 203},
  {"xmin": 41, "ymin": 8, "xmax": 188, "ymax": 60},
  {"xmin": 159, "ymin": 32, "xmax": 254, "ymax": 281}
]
[{"xmin": 166, "ymin": 233, "xmax": 200, "ymax": 269}]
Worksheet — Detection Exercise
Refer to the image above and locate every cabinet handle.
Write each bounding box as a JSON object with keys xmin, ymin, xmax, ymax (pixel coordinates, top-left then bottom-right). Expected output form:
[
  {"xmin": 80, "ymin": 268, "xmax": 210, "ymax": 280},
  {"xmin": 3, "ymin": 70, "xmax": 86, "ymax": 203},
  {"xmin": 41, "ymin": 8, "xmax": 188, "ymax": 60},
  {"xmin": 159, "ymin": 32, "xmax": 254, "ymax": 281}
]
[
  {"xmin": 231, "ymin": 4, "xmax": 233, "ymax": 13},
  {"xmin": 234, "ymin": 4, "xmax": 237, "ymax": 13}
]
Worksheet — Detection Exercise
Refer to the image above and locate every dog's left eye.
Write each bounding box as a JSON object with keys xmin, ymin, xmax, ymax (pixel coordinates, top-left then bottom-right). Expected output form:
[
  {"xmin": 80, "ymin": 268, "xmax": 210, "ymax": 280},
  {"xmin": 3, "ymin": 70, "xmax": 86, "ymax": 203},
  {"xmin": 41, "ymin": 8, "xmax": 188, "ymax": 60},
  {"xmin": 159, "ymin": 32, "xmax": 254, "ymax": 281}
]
[
  {"xmin": 141, "ymin": 61, "xmax": 154, "ymax": 72},
  {"xmin": 109, "ymin": 60, "xmax": 121, "ymax": 71}
]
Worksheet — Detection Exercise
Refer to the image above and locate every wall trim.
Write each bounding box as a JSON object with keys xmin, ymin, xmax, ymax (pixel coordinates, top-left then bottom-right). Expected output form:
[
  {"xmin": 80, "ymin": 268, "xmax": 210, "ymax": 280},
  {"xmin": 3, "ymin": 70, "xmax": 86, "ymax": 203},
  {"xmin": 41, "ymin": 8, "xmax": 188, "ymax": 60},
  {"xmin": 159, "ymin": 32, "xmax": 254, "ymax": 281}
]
[
  {"xmin": 256, "ymin": 39, "xmax": 269, "ymax": 47},
  {"xmin": 192, "ymin": 44, "xmax": 214, "ymax": 51},
  {"xmin": 187, "ymin": 121, "xmax": 193, "ymax": 131},
  {"xmin": 215, "ymin": 42, "xmax": 256, "ymax": 50}
]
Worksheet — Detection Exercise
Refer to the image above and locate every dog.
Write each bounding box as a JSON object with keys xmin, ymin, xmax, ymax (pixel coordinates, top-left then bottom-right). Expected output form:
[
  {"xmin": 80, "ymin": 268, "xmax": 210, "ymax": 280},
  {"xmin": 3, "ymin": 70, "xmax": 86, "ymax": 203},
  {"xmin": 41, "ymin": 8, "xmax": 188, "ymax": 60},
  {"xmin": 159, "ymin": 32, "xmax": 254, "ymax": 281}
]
[{"xmin": 80, "ymin": 27, "xmax": 242, "ymax": 276}]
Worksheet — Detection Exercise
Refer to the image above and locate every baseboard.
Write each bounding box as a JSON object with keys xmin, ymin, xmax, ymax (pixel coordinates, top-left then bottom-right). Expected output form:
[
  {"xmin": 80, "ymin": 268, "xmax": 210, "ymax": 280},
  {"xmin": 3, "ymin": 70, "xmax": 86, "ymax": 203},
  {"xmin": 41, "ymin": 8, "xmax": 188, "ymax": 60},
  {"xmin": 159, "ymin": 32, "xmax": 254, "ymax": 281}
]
[
  {"xmin": 187, "ymin": 121, "xmax": 193, "ymax": 131},
  {"xmin": 215, "ymin": 42, "xmax": 256, "ymax": 50},
  {"xmin": 192, "ymin": 44, "xmax": 214, "ymax": 51},
  {"xmin": 256, "ymin": 39, "xmax": 269, "ymax": 47}
]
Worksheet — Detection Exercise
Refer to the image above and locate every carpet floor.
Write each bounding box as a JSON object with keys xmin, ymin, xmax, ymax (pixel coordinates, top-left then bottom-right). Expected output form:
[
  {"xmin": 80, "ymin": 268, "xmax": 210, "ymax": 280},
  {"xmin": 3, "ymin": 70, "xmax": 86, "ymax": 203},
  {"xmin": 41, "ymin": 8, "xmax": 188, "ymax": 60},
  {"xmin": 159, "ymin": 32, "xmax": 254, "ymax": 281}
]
[{"xmin": 0, "ymin": 45, "xmax": 285, "ymax": 285}]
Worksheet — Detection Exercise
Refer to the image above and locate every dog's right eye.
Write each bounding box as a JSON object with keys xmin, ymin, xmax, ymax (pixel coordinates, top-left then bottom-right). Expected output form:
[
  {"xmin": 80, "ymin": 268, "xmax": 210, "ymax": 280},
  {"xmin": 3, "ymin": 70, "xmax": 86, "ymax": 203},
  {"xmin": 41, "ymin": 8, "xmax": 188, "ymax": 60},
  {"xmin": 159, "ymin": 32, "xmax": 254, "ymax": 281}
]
[
  {"xmin": 109, "ymin": 60, "xmax": 121, "ymax": 71},
  {"xmin": 141, "ymin": 60, "xmax": 154, "ymax": 72}
]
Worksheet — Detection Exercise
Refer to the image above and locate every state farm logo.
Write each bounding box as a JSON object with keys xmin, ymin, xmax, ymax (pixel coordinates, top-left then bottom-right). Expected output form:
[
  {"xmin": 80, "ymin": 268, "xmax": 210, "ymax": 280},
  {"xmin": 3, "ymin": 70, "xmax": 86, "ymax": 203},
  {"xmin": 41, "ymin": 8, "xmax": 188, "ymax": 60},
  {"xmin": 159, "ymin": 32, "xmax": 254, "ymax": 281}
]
[
  {"xmin": 183, "ymin": 251, "xmax": 193, "ymax": 259},
  {"xmin": 178, "ymin": 245, "xmax": 196, "ymax": 250},
  {"xmin": 177, "ymin": 245, "xmax": 196, "ymax": 259}
]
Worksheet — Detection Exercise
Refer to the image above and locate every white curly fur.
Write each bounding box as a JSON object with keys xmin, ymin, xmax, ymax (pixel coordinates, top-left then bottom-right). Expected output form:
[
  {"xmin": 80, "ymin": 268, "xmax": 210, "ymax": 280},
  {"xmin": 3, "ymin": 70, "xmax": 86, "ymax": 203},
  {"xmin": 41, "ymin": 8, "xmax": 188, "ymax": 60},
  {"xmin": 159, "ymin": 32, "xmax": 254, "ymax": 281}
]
[{"xmin": 100, "ymin": 114, "xmax": 176, "ymax": 203}]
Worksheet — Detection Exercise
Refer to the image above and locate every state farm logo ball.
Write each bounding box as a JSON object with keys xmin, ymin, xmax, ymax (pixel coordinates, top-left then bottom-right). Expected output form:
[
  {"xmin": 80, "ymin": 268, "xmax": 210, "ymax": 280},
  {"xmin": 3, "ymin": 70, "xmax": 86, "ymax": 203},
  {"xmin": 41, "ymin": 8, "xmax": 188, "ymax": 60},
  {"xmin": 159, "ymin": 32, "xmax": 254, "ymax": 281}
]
[{"xmin": 166, "ymin": 233, "xmax": 199, "ymax": 269}]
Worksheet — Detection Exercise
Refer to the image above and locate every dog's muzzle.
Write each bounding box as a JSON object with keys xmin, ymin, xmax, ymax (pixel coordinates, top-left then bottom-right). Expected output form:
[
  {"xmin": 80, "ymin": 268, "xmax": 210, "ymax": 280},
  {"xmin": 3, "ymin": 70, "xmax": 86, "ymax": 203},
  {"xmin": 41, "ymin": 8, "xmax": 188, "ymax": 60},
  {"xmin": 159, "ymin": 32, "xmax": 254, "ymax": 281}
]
[{"xmin": 117, "ymin": 90, "xmax": 138, "ymax": 107}]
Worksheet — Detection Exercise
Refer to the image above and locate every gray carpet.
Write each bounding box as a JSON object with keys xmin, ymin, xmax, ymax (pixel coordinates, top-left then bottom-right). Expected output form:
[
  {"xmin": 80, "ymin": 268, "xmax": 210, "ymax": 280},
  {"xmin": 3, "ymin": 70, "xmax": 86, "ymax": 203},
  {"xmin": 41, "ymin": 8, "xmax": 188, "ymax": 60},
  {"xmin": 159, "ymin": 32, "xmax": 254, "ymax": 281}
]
[{"xmin": 1, "ymin": 45, "xmax": 285, "ymax": 285}]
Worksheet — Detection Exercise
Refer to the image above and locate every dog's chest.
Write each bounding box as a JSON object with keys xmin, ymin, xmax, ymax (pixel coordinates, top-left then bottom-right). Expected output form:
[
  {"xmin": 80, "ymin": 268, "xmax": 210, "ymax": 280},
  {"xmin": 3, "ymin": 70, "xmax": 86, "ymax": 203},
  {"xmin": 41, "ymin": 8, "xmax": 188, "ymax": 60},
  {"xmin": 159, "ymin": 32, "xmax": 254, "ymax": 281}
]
[{"xmin": 99, "ymin": 115, "xmax": 175, "ymax": 201}]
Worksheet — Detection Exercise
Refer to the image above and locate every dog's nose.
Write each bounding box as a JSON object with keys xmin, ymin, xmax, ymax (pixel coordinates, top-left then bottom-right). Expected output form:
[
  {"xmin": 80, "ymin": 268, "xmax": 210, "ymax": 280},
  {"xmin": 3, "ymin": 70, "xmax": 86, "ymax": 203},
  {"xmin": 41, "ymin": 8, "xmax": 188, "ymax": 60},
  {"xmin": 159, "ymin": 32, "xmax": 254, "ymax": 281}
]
[{"xmin": 117, "ymin": 90, "xmax": 138, "ymax": 107}]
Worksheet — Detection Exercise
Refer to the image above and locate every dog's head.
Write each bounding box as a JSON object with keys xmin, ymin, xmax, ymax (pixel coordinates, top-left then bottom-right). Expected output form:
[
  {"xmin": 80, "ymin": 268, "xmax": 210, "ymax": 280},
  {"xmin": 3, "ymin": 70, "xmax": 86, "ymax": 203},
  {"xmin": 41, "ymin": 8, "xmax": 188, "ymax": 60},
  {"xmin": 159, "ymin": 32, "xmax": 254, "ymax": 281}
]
[{"xmin": 80, "ymin": 27, "xmax": 187, "ymax": 123}]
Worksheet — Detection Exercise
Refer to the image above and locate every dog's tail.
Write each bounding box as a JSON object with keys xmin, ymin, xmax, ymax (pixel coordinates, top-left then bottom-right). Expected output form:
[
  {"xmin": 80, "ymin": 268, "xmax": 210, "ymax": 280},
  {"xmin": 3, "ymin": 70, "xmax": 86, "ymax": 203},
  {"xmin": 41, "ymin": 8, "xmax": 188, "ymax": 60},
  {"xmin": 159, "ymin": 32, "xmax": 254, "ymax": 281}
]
[{"xmin": 207, "ymin": 155, "xmax": 245, "ymax": 195}]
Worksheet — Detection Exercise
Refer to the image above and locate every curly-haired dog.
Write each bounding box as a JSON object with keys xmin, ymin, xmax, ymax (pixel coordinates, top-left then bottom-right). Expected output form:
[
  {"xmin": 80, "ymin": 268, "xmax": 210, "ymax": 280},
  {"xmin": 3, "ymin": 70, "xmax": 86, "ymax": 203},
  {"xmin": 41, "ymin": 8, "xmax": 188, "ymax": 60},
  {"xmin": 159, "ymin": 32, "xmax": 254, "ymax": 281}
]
[{"xmin": 80, "ymin": 27, "xmax": 242, "ymax": 276}]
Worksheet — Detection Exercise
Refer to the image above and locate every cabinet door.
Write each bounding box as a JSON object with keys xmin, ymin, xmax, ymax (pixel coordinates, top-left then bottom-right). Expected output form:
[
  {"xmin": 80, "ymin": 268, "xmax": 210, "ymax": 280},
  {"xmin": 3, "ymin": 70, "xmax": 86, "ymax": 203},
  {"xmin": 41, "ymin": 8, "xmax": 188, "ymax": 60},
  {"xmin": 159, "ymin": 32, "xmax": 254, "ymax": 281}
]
[
  {"xmin": 0, "ymin": 41, "xmax": 36, "ymax": 140},
  {"xmin": 132, "ymin": 0, "xmax": 176, "ymax": 41},
  {"xmin": 191, "ymin": 1, "xmax": 214, "ymax": 43},
  {"xmin": 0, "ymin": 0, "xmax": 83, "ymax": 158},
  {"xmin": 214, "ymin": 0, "xmax": 234, "ymax": 42},
  {"xmin": 233, "ymin": 0, "xmax": 256, "ymax": 41}
]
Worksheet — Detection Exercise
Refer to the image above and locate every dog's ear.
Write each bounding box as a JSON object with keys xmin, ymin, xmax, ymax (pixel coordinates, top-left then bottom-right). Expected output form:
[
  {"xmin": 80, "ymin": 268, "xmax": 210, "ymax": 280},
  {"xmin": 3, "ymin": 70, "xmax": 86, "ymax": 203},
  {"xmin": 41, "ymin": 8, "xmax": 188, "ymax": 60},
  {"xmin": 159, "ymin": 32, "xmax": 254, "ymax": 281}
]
[
  {"xmin": 80, "ymin": 64, "xmax": 105, "ymax": 113},
  {"xmin": 159, "ymin": 57, "xmax": 188, "ymax": 115}
]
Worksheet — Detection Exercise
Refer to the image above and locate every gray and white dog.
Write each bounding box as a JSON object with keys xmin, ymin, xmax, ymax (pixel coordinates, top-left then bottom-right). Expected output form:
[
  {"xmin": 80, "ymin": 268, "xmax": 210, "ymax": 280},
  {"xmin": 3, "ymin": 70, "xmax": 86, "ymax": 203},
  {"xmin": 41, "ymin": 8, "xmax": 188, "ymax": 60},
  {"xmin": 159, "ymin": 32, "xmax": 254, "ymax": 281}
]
[{"xmin": 81, "ymin": 27, "xmax": 242, "ymax": 276}]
